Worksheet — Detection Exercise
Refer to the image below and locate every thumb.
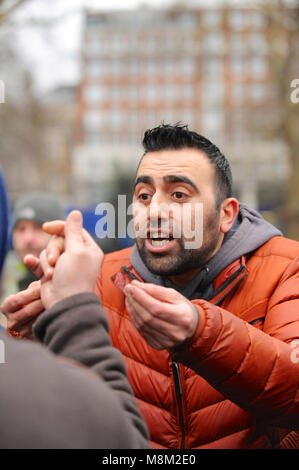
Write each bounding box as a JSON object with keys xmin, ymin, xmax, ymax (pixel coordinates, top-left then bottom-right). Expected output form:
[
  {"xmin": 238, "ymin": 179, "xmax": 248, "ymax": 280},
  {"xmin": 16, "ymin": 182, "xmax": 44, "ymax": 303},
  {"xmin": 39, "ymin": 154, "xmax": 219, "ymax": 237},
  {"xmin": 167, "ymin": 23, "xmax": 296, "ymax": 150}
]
[
  {"xmin": 65, "ymin": 210, "xmax": 83, "ymax": 250},
  {"xmin": 130, "ymin": 280, "xmax": 181, "ymax": 304}
]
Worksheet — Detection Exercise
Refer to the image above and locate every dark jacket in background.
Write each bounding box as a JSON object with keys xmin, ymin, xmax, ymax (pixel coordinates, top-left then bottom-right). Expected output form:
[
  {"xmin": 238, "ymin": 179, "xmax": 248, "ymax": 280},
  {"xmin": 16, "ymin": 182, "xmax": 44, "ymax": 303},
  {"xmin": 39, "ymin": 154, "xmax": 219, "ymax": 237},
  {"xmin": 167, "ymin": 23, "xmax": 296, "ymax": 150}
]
[{"xmin": 17, "ymin": 266, "xmax": 38, "ymax": 291}]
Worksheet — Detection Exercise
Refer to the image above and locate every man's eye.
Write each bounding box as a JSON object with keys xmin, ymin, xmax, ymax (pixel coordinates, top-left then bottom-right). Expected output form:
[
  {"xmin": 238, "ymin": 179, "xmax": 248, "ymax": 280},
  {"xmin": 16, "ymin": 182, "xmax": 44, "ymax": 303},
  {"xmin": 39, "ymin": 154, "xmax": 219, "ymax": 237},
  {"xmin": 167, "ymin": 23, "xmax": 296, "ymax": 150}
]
[
  {"xmin": 138, "ymin": 193, "xmax": 150, "ymax": 201},
  {"xmin": 173, "ymin": 192, "xmax": 186, "ymax": 200}
]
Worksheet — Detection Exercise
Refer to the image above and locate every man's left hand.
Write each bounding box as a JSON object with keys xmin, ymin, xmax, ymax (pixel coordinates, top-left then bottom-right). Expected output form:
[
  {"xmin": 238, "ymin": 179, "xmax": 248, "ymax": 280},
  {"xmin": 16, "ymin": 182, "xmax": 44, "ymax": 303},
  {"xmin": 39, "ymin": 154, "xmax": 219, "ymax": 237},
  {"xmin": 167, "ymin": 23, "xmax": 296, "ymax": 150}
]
[{"xmin": 124, "ymin": 280, "xmax": 199, "ymax": 351}]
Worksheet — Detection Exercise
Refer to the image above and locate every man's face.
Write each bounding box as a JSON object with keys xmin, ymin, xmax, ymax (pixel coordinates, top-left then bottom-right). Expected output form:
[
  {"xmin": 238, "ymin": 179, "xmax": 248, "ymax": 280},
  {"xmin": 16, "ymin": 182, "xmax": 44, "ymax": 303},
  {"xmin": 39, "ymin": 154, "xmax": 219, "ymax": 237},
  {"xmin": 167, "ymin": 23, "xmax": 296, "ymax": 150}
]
[
  {"xmin": 13, "ymin": 220, "xmax": 51, "ymax": 262},
  {"xmin": 133, "ymin": 148, "xmax": 224, "ymax": 281}
]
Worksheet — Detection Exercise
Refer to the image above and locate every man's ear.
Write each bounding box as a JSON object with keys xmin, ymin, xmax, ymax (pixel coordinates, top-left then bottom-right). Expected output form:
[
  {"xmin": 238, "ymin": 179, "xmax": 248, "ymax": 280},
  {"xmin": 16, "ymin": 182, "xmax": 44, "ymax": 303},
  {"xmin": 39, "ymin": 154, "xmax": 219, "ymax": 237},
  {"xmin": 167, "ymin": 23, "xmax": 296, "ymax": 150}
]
[{"xmin": 219, "ymin": 198, "xmax": 239, "ymax": 234}]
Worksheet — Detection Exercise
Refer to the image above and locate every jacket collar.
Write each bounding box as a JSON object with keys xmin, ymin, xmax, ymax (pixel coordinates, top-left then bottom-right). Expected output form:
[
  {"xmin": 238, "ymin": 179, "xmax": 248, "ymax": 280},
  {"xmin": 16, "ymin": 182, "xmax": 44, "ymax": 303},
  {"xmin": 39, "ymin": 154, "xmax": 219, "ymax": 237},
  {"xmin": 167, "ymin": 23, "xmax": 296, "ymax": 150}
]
[{"xmin": 111, "ymin": 256, "xmax": 248, "ymax": 306}]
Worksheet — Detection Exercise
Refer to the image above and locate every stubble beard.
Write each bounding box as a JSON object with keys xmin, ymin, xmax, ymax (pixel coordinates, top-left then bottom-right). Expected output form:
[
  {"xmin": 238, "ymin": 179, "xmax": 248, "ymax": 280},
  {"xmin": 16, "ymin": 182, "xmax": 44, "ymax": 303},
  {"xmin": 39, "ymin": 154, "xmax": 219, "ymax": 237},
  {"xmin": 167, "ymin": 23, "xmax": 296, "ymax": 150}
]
[{"xmin": 136, "ymin": 211, "xmax": 221, "ymax": 277}]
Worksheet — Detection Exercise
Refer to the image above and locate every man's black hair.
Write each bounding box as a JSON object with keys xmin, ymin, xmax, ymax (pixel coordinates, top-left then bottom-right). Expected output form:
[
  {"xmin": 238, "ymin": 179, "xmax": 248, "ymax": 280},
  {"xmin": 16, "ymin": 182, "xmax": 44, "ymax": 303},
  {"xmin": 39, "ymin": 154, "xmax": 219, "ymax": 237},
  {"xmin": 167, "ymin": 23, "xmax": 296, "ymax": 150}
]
[{"xmin": 141, "ymin": 123, "xmax": 233, "ymax": 208}]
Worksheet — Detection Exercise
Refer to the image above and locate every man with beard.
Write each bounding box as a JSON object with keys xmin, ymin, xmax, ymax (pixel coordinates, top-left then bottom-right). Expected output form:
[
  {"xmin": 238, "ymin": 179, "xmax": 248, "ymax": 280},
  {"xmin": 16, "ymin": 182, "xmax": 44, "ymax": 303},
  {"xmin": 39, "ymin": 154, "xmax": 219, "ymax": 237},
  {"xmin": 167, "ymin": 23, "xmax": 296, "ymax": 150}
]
[{"xmin": 2, "ymin": 124, "xmax": 299, "ymax": 449}]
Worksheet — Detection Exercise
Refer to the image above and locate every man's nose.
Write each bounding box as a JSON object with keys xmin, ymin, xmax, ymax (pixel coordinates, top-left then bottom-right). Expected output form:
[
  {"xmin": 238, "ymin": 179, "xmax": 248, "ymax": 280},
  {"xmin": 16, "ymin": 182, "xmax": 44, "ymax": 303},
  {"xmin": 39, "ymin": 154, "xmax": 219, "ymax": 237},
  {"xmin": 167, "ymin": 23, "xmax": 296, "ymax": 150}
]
[
  {"xmin": 147, "ymin": 192, "xmax": 170, "ymax": 224},
  {"xmin": 23, "ymin": 229, "xmax": 35, "ymax": 245}
]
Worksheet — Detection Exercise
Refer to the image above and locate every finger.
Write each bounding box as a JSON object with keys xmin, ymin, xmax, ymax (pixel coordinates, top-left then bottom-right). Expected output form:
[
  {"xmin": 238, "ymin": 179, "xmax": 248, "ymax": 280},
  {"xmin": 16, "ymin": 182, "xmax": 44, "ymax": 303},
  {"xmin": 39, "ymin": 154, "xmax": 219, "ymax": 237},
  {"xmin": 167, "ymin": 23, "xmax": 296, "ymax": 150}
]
[
  {"xmin": 125, "ymin": 297, "xmax": 170, "ymax": 350},
  {"xmin": 45, "ymin": 236, "xmax": 65, "ymax": 267},
  {"xmin": 125, "ymin": 284, "xmax": 193, "ymax": 333},
  {"xmin": 23, "ymin": 254, "xmax": 44, "ymax": 279},
  {"xmin": 28, "ymin": 280, "xmax": 41, "ymax": 289},
  {"xmin": 39, "ymin": 249, "xmax": 54, "ymax": 280},
  {"xmin": 125, "ymin": 294, "xmax": 172, "ymax": 335},
  {"xmin": 130, "ymin": 280, "xmax": 181, "ymax": 304},
  {"xmin": 125, "ymin": 283, "xmax": 172, "ymax": 321},
  {"xmin": 44, "ymin": 215, "xmax": 98, "ymax": 252},
  {"xmin": 42, "ymin": 220, "xmax": 65, "ymax": 236},
  {"xmin": 7, "ymin": 299, "xmax": 44, "ymax": 330},
  {"xmin": 64, "ymin": 210, "xmax": 84, "ymax": 250},
  {"xmin": 82, "ymin": 227, "xmax": 100, "ymax": 249},
  {"xmin": 1, "ymin": 284, "xmax": 41, "ymax": 314},
  {"xmin": 125, "ymin": 294, "xmax": 152, "ymax": 329}
]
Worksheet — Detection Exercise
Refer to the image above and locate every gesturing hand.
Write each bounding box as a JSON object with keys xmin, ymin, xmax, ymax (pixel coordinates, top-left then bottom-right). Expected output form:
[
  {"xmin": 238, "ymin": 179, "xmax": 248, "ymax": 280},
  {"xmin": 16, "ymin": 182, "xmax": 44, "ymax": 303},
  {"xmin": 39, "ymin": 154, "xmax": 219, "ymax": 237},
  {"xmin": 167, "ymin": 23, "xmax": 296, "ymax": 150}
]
[
  {"xmin": 124, "ymin": 280, "xmax": 199, "ymax": 351},
  {"xmin": 39, "ymin": 210, "xmax": 103, "ymax": 310},
  {"xmin": 1, "ymin": 210, "xmax": 102, "ymax": 337}
]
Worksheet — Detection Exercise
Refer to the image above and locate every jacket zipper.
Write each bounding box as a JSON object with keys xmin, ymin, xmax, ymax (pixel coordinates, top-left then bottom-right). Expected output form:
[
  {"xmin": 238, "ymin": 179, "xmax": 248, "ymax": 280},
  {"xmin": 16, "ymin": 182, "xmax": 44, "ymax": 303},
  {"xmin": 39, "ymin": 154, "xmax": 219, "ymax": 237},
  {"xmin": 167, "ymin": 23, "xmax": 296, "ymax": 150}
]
[{"xmin": 172, "ymin": 360, "xmax": 185, "ymax": 449}]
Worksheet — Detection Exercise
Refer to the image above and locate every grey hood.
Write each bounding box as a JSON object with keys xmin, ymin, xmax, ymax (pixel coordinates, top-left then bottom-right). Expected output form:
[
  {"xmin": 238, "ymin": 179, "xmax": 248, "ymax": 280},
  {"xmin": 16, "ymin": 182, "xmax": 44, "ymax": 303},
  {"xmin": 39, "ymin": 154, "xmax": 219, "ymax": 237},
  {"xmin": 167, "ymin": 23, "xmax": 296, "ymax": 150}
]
[{"xmin": 130, "ymin": 203, "xmax": 282, "ymax": 300}]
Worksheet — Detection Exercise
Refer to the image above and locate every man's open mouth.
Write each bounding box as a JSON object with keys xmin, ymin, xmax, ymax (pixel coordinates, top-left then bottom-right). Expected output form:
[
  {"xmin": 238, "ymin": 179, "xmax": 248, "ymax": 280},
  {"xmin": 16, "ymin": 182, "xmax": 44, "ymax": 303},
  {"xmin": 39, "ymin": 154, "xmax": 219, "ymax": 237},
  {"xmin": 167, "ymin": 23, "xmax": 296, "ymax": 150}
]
[
  {"xmin": 145, "ymin": 231, "xmax": 176, "ymax": 252},
  {"xmin": 150, "ymin": 236, "xmax": 174, "ymax": 247}
]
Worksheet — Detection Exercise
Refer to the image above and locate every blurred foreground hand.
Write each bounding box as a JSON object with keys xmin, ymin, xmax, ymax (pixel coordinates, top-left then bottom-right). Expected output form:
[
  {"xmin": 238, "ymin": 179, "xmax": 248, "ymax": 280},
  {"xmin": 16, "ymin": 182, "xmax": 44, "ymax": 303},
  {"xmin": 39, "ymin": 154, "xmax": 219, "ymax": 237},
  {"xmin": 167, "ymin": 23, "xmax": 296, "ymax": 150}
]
[{"xmin": 1, "ymin": 210, "xmax": 103, "ymax": 336}]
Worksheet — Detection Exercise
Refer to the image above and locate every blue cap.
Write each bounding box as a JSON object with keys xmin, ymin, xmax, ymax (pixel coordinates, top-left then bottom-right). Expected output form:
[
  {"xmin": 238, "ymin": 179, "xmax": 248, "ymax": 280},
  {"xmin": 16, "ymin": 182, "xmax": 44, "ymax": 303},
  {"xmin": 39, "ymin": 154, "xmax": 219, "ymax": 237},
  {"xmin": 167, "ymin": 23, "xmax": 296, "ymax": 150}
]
[{"xmin": 0, "ymin": 169, "xmax": 11, "ymax": 278}]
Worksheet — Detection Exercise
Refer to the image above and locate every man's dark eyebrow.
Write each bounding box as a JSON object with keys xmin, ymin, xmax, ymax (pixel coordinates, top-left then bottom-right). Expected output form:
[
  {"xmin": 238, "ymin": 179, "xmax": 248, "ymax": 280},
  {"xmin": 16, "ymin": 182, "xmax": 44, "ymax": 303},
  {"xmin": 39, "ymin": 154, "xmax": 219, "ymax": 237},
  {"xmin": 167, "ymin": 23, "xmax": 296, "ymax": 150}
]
[
  {"xmin": 134, "ymin": 175, "xmax": 154, "ymax": 189},
  {"xmin": 163, "ymin": 175, "xmax": 199, "ymax": 192}
]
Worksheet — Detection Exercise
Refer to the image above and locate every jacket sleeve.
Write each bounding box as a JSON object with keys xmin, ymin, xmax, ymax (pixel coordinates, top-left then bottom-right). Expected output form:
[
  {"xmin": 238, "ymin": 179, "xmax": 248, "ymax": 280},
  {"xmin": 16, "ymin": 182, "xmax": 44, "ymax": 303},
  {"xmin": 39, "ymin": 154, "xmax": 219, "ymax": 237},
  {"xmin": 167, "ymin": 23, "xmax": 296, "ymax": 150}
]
[
  {"xmin": 32, "ymin": 292, "xmax": 149, "ymax": 448},
  {"xmin": 172, "ymin": 256, "xmax": 299, "ymax": 429}
]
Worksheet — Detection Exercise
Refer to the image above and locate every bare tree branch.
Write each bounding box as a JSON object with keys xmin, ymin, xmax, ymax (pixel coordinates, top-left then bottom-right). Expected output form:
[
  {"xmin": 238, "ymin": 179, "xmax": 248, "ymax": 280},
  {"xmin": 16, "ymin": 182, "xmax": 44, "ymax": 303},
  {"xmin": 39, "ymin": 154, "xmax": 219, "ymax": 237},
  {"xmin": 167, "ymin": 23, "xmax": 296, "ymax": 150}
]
[{"xmin": 0, "ymin": 0, "xmax": 29, "ymax": 24}]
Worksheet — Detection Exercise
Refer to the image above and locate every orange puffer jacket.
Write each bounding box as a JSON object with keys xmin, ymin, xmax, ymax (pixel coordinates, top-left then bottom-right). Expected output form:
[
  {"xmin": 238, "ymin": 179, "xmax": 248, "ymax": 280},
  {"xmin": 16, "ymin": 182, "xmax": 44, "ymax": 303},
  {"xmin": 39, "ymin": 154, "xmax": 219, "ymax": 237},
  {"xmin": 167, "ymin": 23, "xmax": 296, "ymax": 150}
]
[{"xmin": 95, "ymin": 236, "xmax": 299, "ymax": 449}]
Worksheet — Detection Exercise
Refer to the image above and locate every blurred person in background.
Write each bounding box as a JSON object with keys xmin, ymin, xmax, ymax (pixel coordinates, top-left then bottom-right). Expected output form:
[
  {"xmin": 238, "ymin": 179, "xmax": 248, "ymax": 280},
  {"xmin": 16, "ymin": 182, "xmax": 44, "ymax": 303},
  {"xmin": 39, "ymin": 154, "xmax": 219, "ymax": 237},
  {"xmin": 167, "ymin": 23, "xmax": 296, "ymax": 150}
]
[
  {"xmin": 0, "ymin": 170, "xmax": 149, "ymax": 449},
  {"xmin": 2, "ymin": 124, "xmax": 299, "ymax": 449}
]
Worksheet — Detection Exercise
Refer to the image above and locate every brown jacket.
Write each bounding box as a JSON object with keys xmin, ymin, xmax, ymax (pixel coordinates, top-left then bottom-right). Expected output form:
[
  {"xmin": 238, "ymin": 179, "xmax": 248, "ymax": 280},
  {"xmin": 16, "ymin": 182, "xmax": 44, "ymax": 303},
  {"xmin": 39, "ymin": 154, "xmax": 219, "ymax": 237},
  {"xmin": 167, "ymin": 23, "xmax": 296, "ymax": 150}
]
[{"xmin": 96, "ymin": 236, "xmax": 299, "ymax": 449}]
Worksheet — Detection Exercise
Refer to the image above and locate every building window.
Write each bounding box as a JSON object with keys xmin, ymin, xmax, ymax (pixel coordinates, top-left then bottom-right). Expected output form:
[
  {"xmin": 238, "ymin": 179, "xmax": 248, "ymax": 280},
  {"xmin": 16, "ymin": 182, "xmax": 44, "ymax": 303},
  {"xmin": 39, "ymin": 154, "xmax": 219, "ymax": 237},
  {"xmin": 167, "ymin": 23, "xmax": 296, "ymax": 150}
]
[
  {"xmin": 176, "ymin": 12, "xmax": 198, "ymax": 28},
  {"xmin": 230, "ymin": 56, "xmax": 244, "ymax": 76},
  {"xmin": 85, "ymin": 132, "xmax": 102, "ymax": 146},
  {"xmin": 228, "ymin": 11, "xmax": 248, "ymax": 30},
  {"xmin": 164, "ymin": 84, "xmax": 177, "ymax": 102},
  {"xmin": 110, "ymin": 61, "xmax": 124, "ymax": 78},
  {"xmin": 181, "ymin": 85, "xmax": 194, "ymax": 102},
  {"xmin": 250, "ymin": 83, "xmax": 266, "ymax": 103},
  {"xmin": 129, "ymin": 58, "xmax": 139, "ymax": 75},
  {"xmin": 164, "ymin": 58, "xmax": 176, "ymax": 76},
  {"xmin": 146, "ymin": 59, "xmax": 158, "ymax": 76},
  {"xmin": 248, "ymin": 32, "xmax": 268, "ymax": 54},
  {"xmin": 249, "ymin": 12, "xmax": 266, "ymax": 29},
  {"xmin": 83, "ymin": 110, "xmax": 102, "ymax": 130},
  {"xmin": 202, "ymin": 81, "xmax": 224, "ymax": 106},
  {"xmin": 157, "ymin": 109, "xmax": 175, "ymax": 124},
  {"xmin": 201, "ymin": 11, "xmax": 222, "ymax": 29},
  {"xmin": 145, "ymin": 85, "xmax": 159, "ymax": 103},
  {"xmin": 84, "ymin": 85, "xmax": 104, "ymax": 104},
  {"xmin": 110, "ymin": 86, "xmax": 122, "ymax": 102},
  {"xmin": 202, "ymin": 58, "xmax": 224, "ymax": 79},
  {"xmin": 129, "ymin": 111, "xmax": 139, "ymax": 130},
  {"xmin": 230, "ymin": 33, "xmax": 247, "ymax": 55},
  {"xmin": 203, "ymin": 33, "xmax": 225, "ymax": 54},
  {"xmin": 86, "ymin": 60, "xmax": 102, "ymax": 77},
  {"xmin": 230, "ymin": 109, "xmax": 248, "ymax": 142},
  {"xmin": 200, "ymin": 110, "xmax": 224, "ymax": 142},
  {"xmin": 181, "ymin": 110, "xmax": 194, "ymax": 128},
  {"xmin": 143, "ymin": 110, "xmax": 157, "ymax": 128},
  {"xmin": 231, "ymin": 83, "xmax": 245, "ymax": 105},
  {"xmin": 109, "ymin": 108, "xmax": 124, "ymax": 128},
  {"xmin": 128, "ymin": 86, "xmax": 138, "ymax": 102},
  {"xmin": 250, "ymin": 56, "xmax": 268, "ymax": 78},
  {"xmin": 181, "ymin": 57, "xmax": 196, "ymax": 76}
]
